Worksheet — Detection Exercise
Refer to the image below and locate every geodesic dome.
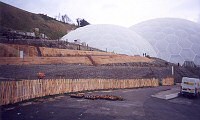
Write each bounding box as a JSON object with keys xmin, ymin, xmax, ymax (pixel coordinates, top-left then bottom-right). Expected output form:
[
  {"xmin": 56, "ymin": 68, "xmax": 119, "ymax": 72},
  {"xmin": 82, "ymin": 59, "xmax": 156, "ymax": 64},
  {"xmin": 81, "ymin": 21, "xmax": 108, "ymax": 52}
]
[
  {"xmin": 130, "ymin": 18, "xmax": 200, "ymax": 65},
  {"xmin": 61, "ymin": 24, "xmax": 156, "ymax": 56}
]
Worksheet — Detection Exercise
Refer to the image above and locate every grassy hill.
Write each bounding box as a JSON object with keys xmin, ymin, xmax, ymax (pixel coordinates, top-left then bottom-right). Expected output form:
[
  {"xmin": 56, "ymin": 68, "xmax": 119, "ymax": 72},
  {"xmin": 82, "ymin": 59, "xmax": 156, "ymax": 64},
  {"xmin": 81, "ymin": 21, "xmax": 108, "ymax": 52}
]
[{"xmin": 0, "ymin": 2, "xmax": 77, "ymax": 39}]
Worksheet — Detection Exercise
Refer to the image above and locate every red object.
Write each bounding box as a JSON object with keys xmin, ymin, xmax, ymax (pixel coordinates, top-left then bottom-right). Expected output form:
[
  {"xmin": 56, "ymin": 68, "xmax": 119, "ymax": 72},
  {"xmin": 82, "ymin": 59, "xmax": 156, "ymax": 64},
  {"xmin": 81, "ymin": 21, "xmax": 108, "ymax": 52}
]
[{"xmin": 37, "ymin": 72, "xmax": 45, "ymax": 79}]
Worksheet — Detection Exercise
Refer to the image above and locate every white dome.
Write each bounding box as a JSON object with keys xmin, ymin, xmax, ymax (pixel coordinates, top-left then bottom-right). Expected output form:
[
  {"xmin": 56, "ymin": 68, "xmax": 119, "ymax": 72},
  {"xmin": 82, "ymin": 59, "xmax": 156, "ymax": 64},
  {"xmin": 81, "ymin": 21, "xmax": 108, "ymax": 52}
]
[
  {"xmin": 130, "ymin": 18, "xmax": 200, "ymax": 65},
  {"xmin": 62, "ymin": 24, "xmax": 156, "ymax": 56}
]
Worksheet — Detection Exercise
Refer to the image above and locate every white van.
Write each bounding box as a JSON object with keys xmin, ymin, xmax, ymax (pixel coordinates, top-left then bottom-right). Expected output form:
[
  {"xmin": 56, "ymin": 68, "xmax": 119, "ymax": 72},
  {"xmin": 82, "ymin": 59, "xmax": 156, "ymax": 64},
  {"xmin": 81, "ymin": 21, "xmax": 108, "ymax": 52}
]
[{"xmin": 180, "ymin": 77, "xmax": 200, "ymax": 97}]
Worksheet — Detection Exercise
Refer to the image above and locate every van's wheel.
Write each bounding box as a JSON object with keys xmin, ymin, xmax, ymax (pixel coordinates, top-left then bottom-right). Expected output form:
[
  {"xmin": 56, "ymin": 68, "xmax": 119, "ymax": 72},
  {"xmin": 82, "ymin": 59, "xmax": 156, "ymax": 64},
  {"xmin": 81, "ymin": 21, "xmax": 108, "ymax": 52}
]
[
  {"xmin": 195, "ymin": 89, "xmax": 199, "ymax": 98},
  {"xmin": 196, "ymin": 93, "xmax": 199, "ymax": 98},
  {"xmin": 178, "ymin": 92, "xmax": 181, "ymax": 97}
]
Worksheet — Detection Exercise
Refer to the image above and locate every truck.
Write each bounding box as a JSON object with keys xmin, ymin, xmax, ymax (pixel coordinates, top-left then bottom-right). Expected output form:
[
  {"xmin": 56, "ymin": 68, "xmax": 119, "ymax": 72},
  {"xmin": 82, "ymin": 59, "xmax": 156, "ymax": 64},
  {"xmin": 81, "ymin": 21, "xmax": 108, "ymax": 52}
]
[{"xmin": 180, "ymin": 77, "xmax": 200, "ymax": 97}]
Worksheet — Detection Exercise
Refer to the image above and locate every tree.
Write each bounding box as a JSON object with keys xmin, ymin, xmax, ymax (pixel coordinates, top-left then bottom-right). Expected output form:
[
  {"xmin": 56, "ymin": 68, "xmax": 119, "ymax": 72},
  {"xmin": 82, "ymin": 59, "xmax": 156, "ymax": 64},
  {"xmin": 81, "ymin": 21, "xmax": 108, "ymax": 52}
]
[
  {"xmin": 80, "ymin": 19, "xmax": 90, "ymax": 27},
  {"xmin": 76, "ymin": 18, "xmax": 90, "ymax": 27},
  {"xmin": 62, "ymin": 16, "xmax": 65, "ymax": 23}
]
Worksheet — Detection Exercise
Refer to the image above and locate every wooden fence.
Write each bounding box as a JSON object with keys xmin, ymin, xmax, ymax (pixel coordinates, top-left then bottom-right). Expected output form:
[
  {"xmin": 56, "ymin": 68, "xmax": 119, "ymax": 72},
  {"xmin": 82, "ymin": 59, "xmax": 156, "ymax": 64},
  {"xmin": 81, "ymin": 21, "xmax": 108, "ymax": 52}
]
[
  {"xmin": 162, "ymin": 77, "xmax": 174, "ymax": 86},
  {"xmin": 0, "ymin": 78, "xmax": 173, "ymax": 105}
]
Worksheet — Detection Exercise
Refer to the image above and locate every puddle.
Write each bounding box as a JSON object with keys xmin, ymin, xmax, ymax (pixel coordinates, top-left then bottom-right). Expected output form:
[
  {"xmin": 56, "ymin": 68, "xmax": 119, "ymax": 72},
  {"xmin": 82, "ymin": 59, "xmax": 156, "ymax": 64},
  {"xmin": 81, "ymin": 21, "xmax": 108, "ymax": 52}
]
[
  {"xmin": 101, "ymin": 90, "xmax": 113, "ymax": 93},
  {"xmin": 20, "ymin": 102, "xmax": 32, "ymax": 106},
  {"xmin": 76, "ymin": 99, "xmax": 86, "ymax": 102},
  {"xmin": 5, "ymin": 107, "xmax": 15, "ymax": 111}
]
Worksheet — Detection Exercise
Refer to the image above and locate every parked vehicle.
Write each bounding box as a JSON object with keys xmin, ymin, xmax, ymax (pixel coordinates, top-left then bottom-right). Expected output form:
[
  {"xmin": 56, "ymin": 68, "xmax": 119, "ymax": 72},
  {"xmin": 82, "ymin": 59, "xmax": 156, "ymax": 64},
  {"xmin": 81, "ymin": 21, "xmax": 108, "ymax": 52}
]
[{"xmin": 180, "ymin": 77, "xmax": 200, "ymax": 97}]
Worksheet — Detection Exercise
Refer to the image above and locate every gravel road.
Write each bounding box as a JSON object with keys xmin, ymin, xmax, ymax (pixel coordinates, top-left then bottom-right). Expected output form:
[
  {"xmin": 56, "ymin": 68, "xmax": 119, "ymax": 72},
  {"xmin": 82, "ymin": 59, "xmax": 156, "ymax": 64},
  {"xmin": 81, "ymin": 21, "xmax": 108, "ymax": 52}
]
[{"xmin": 0, "ymin": 64, "xmax": 172, "ymax": 80}]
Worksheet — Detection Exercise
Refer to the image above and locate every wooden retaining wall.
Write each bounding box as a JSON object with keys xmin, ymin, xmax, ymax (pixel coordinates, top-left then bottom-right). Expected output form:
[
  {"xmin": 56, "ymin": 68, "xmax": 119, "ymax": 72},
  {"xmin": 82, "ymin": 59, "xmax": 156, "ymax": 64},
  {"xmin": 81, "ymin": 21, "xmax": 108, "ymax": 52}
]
[
  {"xmin": 0, "ymin": 78, "xmax": 174, "ymax": 105},
  {"xmin": 0, "ymin": 43, "xmax": 38, "ymax": 57},
  {"xmin": 0, "ymin": 43, "xmax": 114, "ymax": 57},
  {"xmin": 91, "ymin": 55, "xmax": 153, "ymax": 65},
  {"xmin": 39, "ymin": 47, "xmax": 114, "ymax": 57},
  {"xmin": 0, "ymin": 57, "xmax": 92, "ymax": 65}
]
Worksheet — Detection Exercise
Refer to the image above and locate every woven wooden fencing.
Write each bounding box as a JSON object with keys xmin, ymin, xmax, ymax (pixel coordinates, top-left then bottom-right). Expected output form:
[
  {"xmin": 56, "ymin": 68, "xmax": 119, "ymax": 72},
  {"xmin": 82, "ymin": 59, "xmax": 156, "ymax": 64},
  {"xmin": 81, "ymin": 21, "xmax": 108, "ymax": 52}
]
[
  {"xmin": 0, "ymin": 78, "xmax": 173, "ymax": 105},
  {"xmin": 162, "ymin": 77, "xmax": 174, "ymax": 86}
]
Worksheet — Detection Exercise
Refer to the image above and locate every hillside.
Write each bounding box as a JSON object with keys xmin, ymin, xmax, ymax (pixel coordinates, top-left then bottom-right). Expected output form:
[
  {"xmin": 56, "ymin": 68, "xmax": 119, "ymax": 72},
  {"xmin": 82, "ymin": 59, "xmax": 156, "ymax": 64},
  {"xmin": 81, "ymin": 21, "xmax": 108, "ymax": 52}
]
[{"xmin": 0, "ymin": 2, "xmax": 76, "ymax": 39}]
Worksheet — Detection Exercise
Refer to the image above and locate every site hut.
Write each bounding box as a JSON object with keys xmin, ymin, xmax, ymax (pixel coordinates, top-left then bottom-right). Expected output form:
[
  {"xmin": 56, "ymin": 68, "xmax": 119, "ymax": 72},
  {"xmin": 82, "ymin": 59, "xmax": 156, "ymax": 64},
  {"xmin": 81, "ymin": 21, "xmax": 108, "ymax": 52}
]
[{"xmin": 74, "ymin": 39, "xmax": 81, "ymax": 45}]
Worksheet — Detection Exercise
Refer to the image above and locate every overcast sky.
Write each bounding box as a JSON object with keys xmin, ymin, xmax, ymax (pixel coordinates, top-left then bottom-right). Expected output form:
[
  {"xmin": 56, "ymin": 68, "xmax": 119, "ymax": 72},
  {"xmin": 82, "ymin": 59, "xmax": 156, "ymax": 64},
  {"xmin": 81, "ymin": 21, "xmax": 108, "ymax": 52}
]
[{"xmin": 2, "ymin": 0, "xmax": 200, "ymax": 27}]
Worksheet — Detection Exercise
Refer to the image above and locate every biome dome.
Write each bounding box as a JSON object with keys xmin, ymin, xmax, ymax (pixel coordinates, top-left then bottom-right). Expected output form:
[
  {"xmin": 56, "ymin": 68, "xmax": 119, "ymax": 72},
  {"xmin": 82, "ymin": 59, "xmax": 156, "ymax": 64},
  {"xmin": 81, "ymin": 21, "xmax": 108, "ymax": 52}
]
[
  {"xmin": 130, "ymin": 18, "xmax": 200, "ymax": 65},
  {"xmin": 61, "ymin": 24, "xmax": 156, "ymax": 56}
]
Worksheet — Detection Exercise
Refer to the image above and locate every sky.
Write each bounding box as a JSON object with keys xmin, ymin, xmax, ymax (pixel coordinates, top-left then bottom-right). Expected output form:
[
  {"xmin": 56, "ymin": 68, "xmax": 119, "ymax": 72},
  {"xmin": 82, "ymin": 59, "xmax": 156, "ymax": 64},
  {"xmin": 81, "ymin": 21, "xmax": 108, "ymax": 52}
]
[{"xmin": 2, "ymin": 0, "xmax": 200, "ymax": 27}]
